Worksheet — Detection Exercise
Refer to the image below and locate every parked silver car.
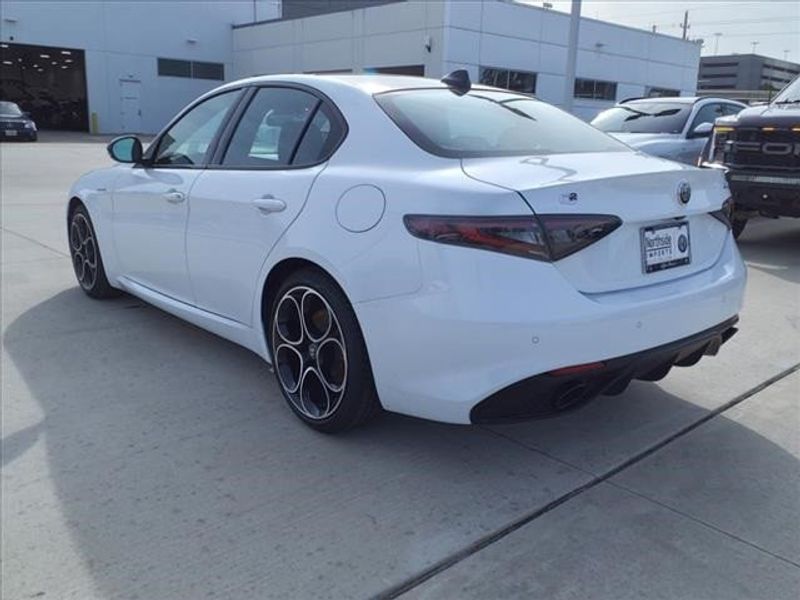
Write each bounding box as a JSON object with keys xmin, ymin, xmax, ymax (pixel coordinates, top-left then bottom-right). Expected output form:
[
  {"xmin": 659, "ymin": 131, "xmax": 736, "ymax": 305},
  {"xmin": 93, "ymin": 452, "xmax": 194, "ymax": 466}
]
[{"xmin": 592, "ymin": 97, "xmax": 745, "ymax": 165}]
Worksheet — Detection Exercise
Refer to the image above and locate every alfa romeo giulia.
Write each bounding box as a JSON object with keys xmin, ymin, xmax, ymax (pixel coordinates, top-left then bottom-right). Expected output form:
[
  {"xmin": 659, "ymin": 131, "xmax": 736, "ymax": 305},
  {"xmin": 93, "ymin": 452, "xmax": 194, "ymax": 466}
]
[{"xmin": 67, "ymin": 72, "xmax": 746, "ymax": 432}]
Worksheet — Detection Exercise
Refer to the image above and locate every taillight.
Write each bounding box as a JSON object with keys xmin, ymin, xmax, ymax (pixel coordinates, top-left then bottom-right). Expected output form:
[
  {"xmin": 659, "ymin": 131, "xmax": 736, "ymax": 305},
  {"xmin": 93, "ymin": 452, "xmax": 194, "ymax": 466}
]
[
  {"xmin": 710, "ymin": 198, "xmax": 733, "ymax": 229},
  {"xmin": 403, "ymin": 214, "xmax": 621, "ymax": 261}
]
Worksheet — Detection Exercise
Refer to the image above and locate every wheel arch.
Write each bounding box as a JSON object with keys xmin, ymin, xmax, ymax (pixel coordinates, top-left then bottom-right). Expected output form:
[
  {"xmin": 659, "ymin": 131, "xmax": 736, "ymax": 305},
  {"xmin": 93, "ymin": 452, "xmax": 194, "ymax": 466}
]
[
  {"xmin": 67, "ymin": 196, "xmax": 85, "ymax": 223},
  {"xmin": 259, "ymin": 257, "xmax": 351, "ymax": 358}
]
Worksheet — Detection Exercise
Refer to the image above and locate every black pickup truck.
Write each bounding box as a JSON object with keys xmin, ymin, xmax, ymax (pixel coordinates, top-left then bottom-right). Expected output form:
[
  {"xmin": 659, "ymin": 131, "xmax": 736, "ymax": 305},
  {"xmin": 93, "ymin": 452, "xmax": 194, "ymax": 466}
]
[{"xmin": 701, "ymin": 76, "xmax": 799, "ymax": 238}]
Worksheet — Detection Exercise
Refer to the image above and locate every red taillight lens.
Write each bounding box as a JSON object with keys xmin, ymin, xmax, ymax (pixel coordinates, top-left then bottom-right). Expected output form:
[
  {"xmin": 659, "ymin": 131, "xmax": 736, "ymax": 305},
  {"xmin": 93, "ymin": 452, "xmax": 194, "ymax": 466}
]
[
  {"xmin": 710, "ymin": 198, "xmax": 733, "ymax": 229},
  {"xmin": 404, "ymin": 214, "xmax": 621, "ymax": 261},
  {"xmin": 403, "ymin": 215, "xmax": 550, "ymax": 260}
]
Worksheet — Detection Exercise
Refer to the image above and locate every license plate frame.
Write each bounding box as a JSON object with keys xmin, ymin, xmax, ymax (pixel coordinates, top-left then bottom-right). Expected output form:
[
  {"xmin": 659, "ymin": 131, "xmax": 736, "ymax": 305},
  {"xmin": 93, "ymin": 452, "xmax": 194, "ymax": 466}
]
[{"xmin": 640, "ymin": 221, "xmax": 691, "ymax": 274}]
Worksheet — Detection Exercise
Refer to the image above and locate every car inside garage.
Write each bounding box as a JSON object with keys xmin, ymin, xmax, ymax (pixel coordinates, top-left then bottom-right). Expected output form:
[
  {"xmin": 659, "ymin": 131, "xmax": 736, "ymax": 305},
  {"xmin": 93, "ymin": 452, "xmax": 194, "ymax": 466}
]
[{"xmin": 0, "ymin": 42, "xmax": 88, "ymax": 131}]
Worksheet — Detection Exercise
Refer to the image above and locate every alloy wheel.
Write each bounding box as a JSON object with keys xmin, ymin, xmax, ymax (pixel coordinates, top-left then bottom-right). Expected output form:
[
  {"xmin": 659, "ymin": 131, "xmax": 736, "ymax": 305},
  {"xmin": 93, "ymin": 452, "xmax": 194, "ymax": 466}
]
[
  {"xmin": 272, "ymin": 286, "xmax": 348, "ymax": 420},
  {"xmin": 69, "ymin": 213, "xmax": 98, "ymax": 290}
]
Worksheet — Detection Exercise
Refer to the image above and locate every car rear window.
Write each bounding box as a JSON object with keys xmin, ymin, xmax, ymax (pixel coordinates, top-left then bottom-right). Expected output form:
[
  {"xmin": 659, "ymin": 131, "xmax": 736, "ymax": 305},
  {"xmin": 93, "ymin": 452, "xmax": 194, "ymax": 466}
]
[
  {"xmin": 591, "ymin": 102, "xmax": 692, "ymax": 134},
  {"xmin": 374, "ymin": 88, "xmax": 627, "ymax": 158}
]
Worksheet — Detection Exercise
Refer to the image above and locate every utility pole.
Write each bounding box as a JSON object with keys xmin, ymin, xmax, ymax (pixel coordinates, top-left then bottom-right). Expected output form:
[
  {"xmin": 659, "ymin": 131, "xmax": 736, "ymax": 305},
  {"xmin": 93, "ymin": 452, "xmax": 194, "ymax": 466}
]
[
  {"xmin": 563, "ymin": 0, "xmax": 581, "ymax": 114},
  {"xmin": 713, "ymin": 32, "xmax": 722, "ymax": 55},
  {"xmin": 681, "ymin": 10, "xmax": 689, "ymax": 40}
]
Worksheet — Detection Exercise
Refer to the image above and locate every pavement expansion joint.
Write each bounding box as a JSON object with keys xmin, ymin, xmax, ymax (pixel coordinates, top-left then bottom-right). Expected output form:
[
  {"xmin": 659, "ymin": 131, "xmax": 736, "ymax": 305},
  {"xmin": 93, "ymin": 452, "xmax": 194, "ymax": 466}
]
[{"xmin": 377, "ymin": 362, "xmax": 800, "ymax": 599}]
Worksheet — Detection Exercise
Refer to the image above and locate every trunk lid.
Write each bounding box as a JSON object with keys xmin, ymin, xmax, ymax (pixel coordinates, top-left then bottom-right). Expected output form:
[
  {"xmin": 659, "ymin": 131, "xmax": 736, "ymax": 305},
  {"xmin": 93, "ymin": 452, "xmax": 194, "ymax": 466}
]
[{"xmin": 462, "ymin": 152, "xmax": 731, "ymax": 294}]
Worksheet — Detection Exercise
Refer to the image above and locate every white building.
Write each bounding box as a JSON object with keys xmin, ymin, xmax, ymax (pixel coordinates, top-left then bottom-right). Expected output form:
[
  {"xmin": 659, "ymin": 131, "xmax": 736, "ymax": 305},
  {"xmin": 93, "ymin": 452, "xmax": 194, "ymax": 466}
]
[
  {"xmin": 0, "ymin": 0, "xmax": 701, "ymax": 133},
  {"xmin": 0, "ymin": 0, "xmax": 280, "ymax": 134},
  {"xmin": 233, "ymin": 0, "xmax": 702, "ymax": 121}
]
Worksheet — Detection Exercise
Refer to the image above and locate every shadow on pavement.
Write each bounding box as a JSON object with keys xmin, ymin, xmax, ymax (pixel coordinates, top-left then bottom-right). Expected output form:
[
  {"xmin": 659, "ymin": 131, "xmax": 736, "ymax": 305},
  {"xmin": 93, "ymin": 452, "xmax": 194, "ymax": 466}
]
[{"xmin": 4, "ymin": 284, "xmax": 798, "ymax": 598}]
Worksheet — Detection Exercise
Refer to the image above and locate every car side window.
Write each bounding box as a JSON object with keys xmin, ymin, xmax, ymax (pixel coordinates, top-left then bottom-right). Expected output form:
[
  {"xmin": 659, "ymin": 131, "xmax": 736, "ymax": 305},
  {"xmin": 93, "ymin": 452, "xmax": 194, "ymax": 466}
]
[
  {"xmin": 154, "ymin": 91, "xmax": 240, "ymax": 167},
  {"xmin": 722, "ymin": 103, "xmax": 743, "ymax": 116},
  {"xmin": 690, "ymin": 103, "xmax": 725, "ymax": 132},
  {"xmin": 292, "ymin": 103, "xmax": 342, "ymax": 166},
  {"xmin": 222, "ymin": 88, "xmax": 320, "ymax": 168}
]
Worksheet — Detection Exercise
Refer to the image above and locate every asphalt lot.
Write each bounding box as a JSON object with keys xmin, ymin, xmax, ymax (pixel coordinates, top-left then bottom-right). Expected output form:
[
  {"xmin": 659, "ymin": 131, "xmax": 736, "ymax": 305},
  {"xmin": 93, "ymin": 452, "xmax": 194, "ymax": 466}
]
[{"xmin": 2, "ymin": 131, "xmax": 799, "ymax": 600}]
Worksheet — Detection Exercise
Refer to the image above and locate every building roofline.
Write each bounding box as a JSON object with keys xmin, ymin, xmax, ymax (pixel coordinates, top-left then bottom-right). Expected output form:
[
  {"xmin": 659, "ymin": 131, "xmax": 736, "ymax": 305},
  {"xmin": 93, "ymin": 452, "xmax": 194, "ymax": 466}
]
[{"xmin": 233, "ymin": 0, "xmax": 699, "ymax": 46}]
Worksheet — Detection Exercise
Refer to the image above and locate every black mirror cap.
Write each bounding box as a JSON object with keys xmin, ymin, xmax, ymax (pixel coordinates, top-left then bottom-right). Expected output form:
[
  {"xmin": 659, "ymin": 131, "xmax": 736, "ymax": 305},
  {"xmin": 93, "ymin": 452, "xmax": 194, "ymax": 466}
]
[
  {"xmin": 441, "ymin": 69, "xmax": 471, "ymax": 96},
  {"xmin": 107, "ymin": 135, "xmax": 143, "ymax": 163}
]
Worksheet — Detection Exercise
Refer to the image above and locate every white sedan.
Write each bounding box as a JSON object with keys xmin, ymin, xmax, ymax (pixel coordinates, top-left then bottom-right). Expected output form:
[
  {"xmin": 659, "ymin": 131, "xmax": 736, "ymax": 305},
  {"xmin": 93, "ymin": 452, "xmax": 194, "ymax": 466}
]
[
  {"xmin": 592, "ymin": 97, "xmax": 746, "ymax": 165},
  {"xmin": 68, "ymin": 72, "xmax": 746, "ymax": 432}
]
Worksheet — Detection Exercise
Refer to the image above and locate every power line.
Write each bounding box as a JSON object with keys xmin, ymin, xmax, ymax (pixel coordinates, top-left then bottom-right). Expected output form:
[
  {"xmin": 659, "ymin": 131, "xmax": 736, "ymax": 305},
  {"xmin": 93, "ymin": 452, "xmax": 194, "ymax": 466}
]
[{"xmin": 694, "ymin": 29, "xmax": 800, "ymax": 38}]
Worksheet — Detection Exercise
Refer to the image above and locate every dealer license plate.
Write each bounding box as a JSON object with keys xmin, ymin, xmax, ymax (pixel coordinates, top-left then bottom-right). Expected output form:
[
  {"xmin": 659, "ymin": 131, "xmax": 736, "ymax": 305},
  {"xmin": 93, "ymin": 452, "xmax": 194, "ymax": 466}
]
[{"xmin": 641, "ymin": 222, "xmax": 691, "ymax": 274}]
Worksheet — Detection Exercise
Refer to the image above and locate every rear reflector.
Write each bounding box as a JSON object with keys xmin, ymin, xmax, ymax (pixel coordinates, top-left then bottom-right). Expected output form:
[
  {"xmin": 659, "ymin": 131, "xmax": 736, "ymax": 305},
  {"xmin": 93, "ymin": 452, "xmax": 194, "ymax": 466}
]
[
  {"xmin": 548, "ymin": 362, "xmax": 606, "ymax": 377},
  {"xmin": 710, "ymin": 197, "xmax": 733, "ymax": 230},
  {"xmin": 404, "ymin": 214, "xmax": 621, "ymax": 261}
]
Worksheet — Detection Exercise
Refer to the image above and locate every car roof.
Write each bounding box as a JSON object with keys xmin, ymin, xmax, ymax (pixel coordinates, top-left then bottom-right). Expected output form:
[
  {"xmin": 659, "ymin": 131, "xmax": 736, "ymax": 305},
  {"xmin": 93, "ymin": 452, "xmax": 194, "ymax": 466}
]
[
  {"xmin": 620, "ymin": 96, "xmax": 743, "ymax": 106},
  {"xmin": 217, "ymin": 73, "xmax": 498, "ymax": 96}
]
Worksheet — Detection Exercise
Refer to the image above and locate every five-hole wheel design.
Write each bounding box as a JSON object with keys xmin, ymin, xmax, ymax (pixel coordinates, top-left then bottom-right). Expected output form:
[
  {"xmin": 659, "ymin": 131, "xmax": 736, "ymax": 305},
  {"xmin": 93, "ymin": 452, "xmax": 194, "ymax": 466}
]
[{"xmin": 272, "ymin": 286, "xmax": 348, "ymax": 420}]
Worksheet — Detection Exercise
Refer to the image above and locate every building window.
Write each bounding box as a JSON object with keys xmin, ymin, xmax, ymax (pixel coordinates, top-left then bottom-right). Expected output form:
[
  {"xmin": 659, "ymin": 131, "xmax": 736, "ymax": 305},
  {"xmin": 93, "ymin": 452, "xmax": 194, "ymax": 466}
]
[
  {"xmin": 158, "ymin": 58, "xmax": 224, "ymax": 81},
  {"xmin": 369, "ymin": 65, "xmax": 425, "ymax": 76},
  {"xmin": 647, "ymin": 87, "xmax": 680, "ymax": 98},
  {"xmin": 574, "ymin": 78, "xmax": 617, "ymax": 100},
  {"xmin": 158, "ymin": 58, "xmax": 191, "ymax": 78},
  {"xmin": 702, "ymin": 61, "xmax": 738, "ymax": 68},
  {"xmin": 479, "ymin": 67, "xmax": 537, "ymax": 94},
  {"xmin": 191, "ymin": 61, "xmax": 225, "ymax": 80},
  {"xmin": 575, "ymin": 79, "xmax": 617, "ymax": 100}
]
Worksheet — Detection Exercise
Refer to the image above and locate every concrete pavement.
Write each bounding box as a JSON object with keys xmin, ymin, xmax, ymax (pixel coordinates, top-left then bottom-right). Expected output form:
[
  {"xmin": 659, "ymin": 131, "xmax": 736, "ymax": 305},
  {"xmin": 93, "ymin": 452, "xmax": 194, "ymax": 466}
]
[{"xmin": 2, "ymin": 133, "xmax": 799, "ymax": 599}]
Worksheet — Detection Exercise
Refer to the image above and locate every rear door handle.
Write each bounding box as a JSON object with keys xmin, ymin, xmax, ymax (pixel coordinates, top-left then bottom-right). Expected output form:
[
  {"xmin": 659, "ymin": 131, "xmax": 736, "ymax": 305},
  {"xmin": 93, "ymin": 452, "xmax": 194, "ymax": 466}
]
[
  {"xmin": 163, "ymin": 189, "xmax": 185, "ymax": 204},
  {"xmin": 252, "ymin": 195, "xmax": 287, "ymax": 214}
]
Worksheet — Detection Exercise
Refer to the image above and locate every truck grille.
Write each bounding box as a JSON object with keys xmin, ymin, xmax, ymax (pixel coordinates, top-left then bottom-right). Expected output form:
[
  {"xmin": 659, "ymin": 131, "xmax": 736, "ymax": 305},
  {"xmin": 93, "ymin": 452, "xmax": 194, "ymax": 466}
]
[{"xmin": 720, "ymin": 128, "xmax": 800, "ymax": 171}]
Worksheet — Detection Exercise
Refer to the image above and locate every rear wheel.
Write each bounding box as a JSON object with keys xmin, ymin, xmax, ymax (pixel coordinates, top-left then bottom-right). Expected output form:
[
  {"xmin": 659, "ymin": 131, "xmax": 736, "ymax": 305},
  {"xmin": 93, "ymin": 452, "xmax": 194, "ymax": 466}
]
[
  {"xmin": 68, "ymin": 205, "xmax": 120, "ymax": 299},
  {"xmin": 269, "ymin": 268, "xmax": 380, "ymax": 432}
]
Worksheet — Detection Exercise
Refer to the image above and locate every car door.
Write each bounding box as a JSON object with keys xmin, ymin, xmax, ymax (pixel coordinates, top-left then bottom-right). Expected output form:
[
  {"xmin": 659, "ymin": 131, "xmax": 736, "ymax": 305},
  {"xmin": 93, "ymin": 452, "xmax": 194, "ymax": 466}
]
[
  {"xmin": 112, "ymin": 89, "xmax": 242, "ymax": 303},
  {"xmin": 186, "ymin": 86, "xmax": 346, "ymax": 324},
  {"xmin": 681, "ymin": 101, "xmax": 726, "ymax": 164}
]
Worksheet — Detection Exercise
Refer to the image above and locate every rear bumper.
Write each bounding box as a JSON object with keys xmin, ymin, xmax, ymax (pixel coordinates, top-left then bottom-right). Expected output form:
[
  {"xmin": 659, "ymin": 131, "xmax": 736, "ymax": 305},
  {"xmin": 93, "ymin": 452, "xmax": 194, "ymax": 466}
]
[
  {"xmin": 471, "ymin": 316, "xmax": 738, "ymax": 423},
  {"xmin": 356, "ymin": 233, "xmax": 746, "ymax": 424},
  {"xmin": 727, "ymin": 171, "xmax": 800, "ymax": 218}
]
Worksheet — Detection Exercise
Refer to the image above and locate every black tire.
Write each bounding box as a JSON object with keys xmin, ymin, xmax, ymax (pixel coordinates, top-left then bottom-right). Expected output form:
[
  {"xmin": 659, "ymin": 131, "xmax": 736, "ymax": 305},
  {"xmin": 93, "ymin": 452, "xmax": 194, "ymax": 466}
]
[
  {"xmin": 268, "ymin": 268, "xmax": 381, "ymax": 433},
  {"xmin": 68, "ymin": 204, "xmax": 121, "ymax": 299},
  {"xmin": 732, "ymin": 217, "xmax": 748, "ymax": 239}
]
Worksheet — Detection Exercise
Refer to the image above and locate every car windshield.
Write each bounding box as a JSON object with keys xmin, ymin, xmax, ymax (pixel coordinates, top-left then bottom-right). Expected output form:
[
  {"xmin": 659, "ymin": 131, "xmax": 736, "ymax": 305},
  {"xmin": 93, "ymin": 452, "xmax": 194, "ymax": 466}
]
[
  {"xmin": 374, "ymin": 88, "xmax": 627, "ymax": 158},
  {"xmin": 773, "ymin": 77, "xmax": 800, "ymax": 104},
  {"xmin": 591, "ymin": 102, "xmax": 692, "ymax": 134},
  {"xmin": 0, "ymin": 101, "xmax": 23, "ymax": 117}
]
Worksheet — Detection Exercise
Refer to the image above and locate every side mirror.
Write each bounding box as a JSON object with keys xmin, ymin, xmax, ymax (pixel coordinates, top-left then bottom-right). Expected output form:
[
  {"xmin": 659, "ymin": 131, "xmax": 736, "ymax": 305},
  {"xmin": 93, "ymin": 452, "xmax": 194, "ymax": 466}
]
[
  {"xmin": 689, "ymin": 122, "xmax": 713, "ymax": 139},
  {"xmin": 107, "ymin": 135, "xmax": 143, "ymax": 163}
]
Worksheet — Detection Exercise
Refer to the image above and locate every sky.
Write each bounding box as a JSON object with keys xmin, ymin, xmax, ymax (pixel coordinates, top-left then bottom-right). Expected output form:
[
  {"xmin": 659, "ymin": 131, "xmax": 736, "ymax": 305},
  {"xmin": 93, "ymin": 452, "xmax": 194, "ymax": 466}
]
[{"xmin": 526, "ymin": 1, "xmax": 800, "ymax": 63}]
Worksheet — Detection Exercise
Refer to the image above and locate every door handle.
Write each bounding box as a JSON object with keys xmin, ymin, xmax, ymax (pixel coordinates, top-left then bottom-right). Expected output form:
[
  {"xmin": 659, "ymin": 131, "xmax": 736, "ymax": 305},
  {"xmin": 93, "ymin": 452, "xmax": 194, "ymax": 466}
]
[
  {"xmin": 252, "ymin": 195, "xmax": 287, "ymax": 214},
  {"xmin": 163, "ymin": 189, "xmax": 185, "ymax": 204}
]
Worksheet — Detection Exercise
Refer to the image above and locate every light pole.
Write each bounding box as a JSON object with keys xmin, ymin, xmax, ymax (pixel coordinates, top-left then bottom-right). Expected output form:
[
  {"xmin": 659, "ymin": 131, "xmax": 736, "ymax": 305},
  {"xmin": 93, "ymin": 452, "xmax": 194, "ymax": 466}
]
[
  {"xmin": 713, "ymin": 33, "xmax": 722, "ymax": 55},
  {"xmin": 784, "ymin": 50, "xmax": 790, "ymax": 61},
  {"xmin": 563, "ymin": 0, "xmax": 581, "ymax": 113},
  {"xmin": 751, "ymin": 41, "xmax": 759, "ymax": 54}
]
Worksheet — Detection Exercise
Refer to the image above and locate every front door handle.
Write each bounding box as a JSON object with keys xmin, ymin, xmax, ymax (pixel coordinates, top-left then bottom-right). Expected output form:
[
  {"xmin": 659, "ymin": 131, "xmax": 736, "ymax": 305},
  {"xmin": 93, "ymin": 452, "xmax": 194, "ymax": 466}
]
[
  {"xmin": 163, "ymin": 189, "xmax": 185, "ymax": 204},
  {"xmin": 253, "ymin": 195, "xmax": 287, "ymax": 214}
]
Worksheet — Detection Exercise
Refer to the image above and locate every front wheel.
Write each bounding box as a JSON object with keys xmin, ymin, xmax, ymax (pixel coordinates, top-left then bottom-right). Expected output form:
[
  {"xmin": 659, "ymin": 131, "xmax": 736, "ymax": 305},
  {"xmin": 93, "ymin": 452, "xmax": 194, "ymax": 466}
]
[
  {"xmin": 269, "ymin": 269, "xmax": 380, "ymax": 432},
  {"xmin": 68, "ymin": 205, "xmax": 120, "ymax": 299}
]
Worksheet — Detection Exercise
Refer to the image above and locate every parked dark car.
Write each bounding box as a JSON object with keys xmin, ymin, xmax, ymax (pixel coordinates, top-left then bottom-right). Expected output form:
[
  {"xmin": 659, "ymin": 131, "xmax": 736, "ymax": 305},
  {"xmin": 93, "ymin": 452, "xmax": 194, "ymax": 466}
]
[
  {"xmin": 0, "ymin": 100, "xmax": 38, "ymax": 141},
  {"xmin": 701, "ymin": 76, "xmax": 799, "ymax": 238}
]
